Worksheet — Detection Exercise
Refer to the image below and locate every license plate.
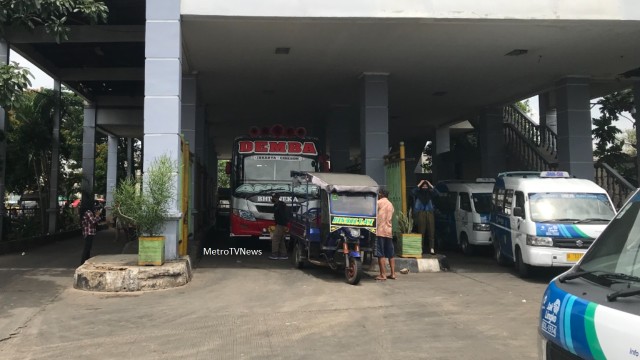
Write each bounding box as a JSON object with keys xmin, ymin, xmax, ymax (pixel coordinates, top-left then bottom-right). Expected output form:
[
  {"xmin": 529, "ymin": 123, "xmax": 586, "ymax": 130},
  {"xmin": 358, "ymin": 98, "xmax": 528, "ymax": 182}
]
[{"xmin": 567, "ymin": 253, "xmax": 583, "ymax": 262}]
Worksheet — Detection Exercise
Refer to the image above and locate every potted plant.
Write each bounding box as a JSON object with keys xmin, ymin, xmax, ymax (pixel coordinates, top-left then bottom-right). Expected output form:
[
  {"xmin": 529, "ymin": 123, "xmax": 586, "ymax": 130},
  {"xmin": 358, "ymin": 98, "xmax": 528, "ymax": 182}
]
[
  {"xmin": 114, "ymin": 155, "xmax": 176, "ymax": 266},
  {"xmin": 395, "ymin": 209, "xmax": 422, "ymax": 258}
]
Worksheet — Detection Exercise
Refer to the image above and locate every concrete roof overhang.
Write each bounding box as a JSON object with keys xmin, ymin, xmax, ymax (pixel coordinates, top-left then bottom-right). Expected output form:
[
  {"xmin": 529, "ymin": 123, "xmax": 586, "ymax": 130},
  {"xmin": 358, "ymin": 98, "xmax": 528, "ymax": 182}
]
[{"xmin": 5, "ymin": 0, "xmax": 640, "ymax": 159}]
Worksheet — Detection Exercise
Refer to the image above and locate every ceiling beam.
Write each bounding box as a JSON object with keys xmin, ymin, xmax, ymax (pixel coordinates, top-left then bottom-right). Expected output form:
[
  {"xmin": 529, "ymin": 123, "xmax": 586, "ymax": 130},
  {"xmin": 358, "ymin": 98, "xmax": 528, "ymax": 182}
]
[
  {"xmin": 59, "ymin": 67, "xmax": 144, "ymax": 81},
  {"xmin": 5, "ymin": 25, "xmax": 144, "ymax": 44}
]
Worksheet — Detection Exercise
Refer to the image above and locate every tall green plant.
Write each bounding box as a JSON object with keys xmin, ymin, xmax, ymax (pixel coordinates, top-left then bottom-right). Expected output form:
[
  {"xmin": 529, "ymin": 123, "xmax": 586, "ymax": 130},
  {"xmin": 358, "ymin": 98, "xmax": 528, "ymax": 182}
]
[{"xmin": 114, "ymin": 155, "xmax": 175, "ymax": 236}]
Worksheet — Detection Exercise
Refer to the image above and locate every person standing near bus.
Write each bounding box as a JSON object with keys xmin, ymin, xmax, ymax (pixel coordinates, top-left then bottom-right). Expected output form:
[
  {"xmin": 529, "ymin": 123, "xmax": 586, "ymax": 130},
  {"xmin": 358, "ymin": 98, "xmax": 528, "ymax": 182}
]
[
  {"xmin": 269, "ymin": 193, "xmax": 289, "ymax": 260},
  {"xmin": 81, "ymin": 206, "xmax": 102, "ymax": 265},
  {"xmin": 412, "ymin": 180, "xmax": 437, "ymax": 255},
  {"xmin": 375, "ymin": 188, "xmax": 396, "ymax": 280}
]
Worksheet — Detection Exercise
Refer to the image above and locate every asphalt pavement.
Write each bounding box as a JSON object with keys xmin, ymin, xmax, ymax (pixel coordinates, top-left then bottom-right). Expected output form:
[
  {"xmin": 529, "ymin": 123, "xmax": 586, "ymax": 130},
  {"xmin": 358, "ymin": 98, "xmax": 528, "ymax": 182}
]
[{"xmin": 0, "ymin": 227, "xmax": 561, "ymax": 359}]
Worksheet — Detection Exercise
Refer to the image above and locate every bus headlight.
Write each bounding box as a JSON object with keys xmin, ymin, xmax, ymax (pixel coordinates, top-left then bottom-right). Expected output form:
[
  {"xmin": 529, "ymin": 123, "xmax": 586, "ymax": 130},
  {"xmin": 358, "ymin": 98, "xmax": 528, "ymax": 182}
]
[
  {"xmin": 234, "ymin": 209, "xmax": 256, "ymax": 221},
  {"xmin": 473, "ymin": 223, "xmax": 490, "ymax": 231},
  {"xmin": 526, "ymin": 235, "xmax": 553, "ymax": 247}
]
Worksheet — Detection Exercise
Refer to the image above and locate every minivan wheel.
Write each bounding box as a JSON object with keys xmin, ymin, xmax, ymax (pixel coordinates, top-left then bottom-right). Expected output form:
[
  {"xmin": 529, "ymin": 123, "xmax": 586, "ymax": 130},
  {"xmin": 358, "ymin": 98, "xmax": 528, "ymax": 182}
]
[
  {"xmin": 460, "ymin": 233, "xmax": 473, "ymax": 256},
  {"xmin": 494, "ymin": 239, "xmax": 508, "ymax": 266},
  {"xmin": 515, "ymin": 247, "xmax": 531, "ymax": 278}
]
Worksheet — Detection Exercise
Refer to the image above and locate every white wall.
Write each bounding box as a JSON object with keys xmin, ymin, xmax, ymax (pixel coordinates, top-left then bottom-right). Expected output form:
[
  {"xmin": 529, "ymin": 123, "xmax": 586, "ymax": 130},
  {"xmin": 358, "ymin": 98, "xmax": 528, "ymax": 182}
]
[{"xmin": 182, "ymin": 0, "xmax": 640, "ymax": 21}]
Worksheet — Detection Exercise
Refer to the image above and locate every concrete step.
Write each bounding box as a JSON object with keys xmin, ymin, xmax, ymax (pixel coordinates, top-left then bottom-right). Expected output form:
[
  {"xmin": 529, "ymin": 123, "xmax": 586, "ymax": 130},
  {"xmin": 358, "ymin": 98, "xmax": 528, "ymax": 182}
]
[{"xmin": 367, "ymin": 254, "xmax": 450, "ymax": 274}]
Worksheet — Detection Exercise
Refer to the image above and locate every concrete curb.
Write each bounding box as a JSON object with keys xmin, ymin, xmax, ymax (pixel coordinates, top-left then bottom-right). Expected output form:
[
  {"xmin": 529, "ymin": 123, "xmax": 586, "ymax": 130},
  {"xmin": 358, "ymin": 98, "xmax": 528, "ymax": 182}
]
[
  {"xmin": 73, "ymin": 254, "xmax": 192, "ymax": 292},
  {"xmin": 367, "ymin": 254, "xmax": 450, "ymax": 273}
]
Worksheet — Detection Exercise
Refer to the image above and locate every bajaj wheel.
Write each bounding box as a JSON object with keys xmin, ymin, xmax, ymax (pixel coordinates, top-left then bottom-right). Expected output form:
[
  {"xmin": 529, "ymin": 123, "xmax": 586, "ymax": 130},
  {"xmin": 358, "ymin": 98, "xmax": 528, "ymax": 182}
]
[
  {"xmin": 345, "ymin": 256, "xmax": 362, "ymax": 285},
  {"xmin": 293, "ymin": 240, "xmax": 304, "ymax": 269}
]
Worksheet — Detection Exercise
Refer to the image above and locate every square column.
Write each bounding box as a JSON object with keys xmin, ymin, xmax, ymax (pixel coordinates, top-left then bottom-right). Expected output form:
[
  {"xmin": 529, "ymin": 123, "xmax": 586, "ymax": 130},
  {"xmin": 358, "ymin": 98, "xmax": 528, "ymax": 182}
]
[
  {"xmin": 145, "ymin": 0, "xmax": 182, "ymax": 260},
  {"xmin": 47, "ymin": 81, "xmax": 62, "ymax": 234},
  {"xmin": 327, "ymin": 105, "xmax": 354, "ymax": 172},
  {"xmin": 556, "ymin": 77, "xmax": 594, "ymax": 180},
  {"xmin": 105, "ymin": 135, "xmax": 118, "ymax": 222},
  {"xmin": 181, "ymin": 75, "xmax": 197, "ymax": 236},
  {"xmin": 81, "ymin": 105, "xmax": 97, "ymax": 215},
  {"xmin": 359, "ymin": 73, "xmax": 389, "ymax": 186},
  {"xmin": 478, "ymin": 107, "xmax": 507, "ymax": 178}
]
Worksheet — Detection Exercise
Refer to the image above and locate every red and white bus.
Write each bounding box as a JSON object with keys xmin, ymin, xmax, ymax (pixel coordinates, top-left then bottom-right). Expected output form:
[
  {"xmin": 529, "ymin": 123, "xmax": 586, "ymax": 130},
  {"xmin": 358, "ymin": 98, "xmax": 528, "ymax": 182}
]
[{"xmin": 228, "ymin": 126, "xmax": 328, "ymax": 240}]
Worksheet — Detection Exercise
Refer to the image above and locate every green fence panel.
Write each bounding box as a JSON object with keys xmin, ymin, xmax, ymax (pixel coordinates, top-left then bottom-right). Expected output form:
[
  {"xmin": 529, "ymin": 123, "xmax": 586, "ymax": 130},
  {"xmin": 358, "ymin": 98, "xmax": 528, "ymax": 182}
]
[{"xmin": 385, "ymin": 160, "xmax": 402, "ymax": 235}]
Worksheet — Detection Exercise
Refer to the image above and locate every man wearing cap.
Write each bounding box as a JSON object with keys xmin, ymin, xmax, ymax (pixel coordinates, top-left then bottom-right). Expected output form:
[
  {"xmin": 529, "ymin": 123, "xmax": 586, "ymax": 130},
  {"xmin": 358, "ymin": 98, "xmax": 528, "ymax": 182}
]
[{"xmin": 270, "ymin": 193, "xmax": 289, "ymax": 260}]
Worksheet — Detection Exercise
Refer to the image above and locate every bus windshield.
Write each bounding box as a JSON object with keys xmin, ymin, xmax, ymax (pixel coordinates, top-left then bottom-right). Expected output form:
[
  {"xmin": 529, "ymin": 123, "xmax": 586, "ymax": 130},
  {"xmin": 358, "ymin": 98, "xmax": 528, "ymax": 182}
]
[
  {"xmin": 330, "ymin": 192, "xmax": 377, "ymax": 217},
  {"xmin": 243, "ymin": 155, "xmax": 315, "ymax": 182},
  {"xmin": 528, "ymin": 193, "xmax": 615, "ymax": 222},
  {"xmin": 579, "ymin": 192, "xmax": 640, "ymax": 281}
]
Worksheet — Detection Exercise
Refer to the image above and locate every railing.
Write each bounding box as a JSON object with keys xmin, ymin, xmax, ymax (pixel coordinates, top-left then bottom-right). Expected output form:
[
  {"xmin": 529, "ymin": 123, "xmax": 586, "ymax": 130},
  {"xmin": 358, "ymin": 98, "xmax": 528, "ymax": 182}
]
[
  {"xmin": 503, "ymin": 105, "xmax": 557, "ymax": 158},
  {"xmin": 504, "ymin": 123, "xmax": 556, "ymax": 171},
  {"xmin": 594, "ymin": 162, "xmax": 637, "ymax": 210}
]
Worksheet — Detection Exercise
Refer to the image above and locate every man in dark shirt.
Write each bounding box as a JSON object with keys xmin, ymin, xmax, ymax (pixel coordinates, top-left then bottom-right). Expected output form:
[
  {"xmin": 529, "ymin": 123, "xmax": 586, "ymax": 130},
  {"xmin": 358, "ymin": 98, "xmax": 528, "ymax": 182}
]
[
  {"xmin": 270, "ymin": 193, "xmax": 289, "ymax": 260},
  {"xmin": 81, "ymin": 206, "xmax": 102, "ymax": 265}
]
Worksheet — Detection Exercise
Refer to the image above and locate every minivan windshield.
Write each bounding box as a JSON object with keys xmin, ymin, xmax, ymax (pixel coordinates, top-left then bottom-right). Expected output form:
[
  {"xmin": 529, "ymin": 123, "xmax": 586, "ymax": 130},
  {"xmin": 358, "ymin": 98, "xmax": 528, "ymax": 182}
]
[
  {"xmin": 579, "ymin": 192, "xmax": 640, "ymax": 280},
  {"xmin": 528, "ymin": 193, "xmax": 615, "ymax": 222},
  {"xmin": 472, "ymin": 193, "xmax": 492, "ymax": 214}
]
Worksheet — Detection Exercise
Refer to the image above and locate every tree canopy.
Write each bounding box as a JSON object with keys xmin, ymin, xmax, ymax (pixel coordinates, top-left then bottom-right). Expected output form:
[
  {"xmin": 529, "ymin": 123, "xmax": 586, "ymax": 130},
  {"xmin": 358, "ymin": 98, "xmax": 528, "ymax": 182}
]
[{"xmin": 0, "ymin": 0, "xmax": 108, "ymax": 108}]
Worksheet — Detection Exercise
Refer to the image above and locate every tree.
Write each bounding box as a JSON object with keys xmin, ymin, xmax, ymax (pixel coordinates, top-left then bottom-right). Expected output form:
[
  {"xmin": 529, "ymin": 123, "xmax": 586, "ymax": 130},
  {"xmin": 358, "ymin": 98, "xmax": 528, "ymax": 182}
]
[
  {"xmin": 515, "ymin": 99, "xmax": 533, "ymax": 117},
  {"xmin": 592, "ymin": 89, "xmax": 636, "ymax": 184},
  {"xmin": 217, "ymin": 160, "xmax": 230, "ymax": 188},
  {"xmin": 0, "ymin": 0, "xmax": 109, "ymax": 107}
]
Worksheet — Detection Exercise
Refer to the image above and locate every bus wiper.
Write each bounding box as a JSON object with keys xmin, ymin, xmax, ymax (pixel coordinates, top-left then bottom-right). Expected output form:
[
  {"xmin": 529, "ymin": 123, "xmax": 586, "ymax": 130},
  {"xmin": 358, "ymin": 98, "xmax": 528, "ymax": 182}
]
[
  {"xmin": 575, "ymin": 218, "xmax": 611, "ymax": 224},
  {"xmin": 607, "ymin": 287, "xmax": 640, "ymax": 302},
  {"xmin": 598, "ymin": 272, "xmax": 640, "ymax": 283}
]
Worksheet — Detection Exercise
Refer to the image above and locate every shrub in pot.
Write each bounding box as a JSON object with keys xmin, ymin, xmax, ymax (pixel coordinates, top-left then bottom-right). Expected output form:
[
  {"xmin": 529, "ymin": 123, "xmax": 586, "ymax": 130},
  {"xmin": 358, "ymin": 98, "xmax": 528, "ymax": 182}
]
[
  {"xmin": 114, "ymin": 155, "xmax": 176, "ymax": 265},
  {"xmin": 396, "ymin": 209, "xmax": 422, "ymax": 257}
]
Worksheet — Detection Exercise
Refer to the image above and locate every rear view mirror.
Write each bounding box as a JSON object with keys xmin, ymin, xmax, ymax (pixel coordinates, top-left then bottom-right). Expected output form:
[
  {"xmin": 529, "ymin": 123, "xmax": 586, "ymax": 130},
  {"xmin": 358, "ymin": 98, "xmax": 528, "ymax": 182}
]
[
  {"xmin": 225, "ymin": 161, "xmax": 231, "ymax": 175},
  {"xmin": 513, "ymin": 207, "xmax": 524, "ymax": 218}
]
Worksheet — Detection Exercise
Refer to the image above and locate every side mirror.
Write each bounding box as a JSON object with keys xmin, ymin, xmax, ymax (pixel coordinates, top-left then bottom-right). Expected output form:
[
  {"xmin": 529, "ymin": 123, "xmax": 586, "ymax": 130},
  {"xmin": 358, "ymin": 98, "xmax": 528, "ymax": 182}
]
[
  {"xmin": 225, "ymin": 161, "xmax": 231, "ymax": 175},
  {"xmin": 513, "ymin": 207, "xmax": 524, "ymax": 218}
]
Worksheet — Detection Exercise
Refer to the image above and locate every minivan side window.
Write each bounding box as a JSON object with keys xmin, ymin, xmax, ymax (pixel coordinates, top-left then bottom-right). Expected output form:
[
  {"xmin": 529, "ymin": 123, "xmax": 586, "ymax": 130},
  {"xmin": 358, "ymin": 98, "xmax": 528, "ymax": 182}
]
[
  {"xmin": 504, "ymin": 189, "xmax": 514, "ymax": 215},
  {"xmin": 515, "ymin": 191, "xmax": 525, "ymax": 218},
  {"xmin": 460, "ymin": 192, "xmax": 472, "ymax": 212},
  {"xmin": 494, "ymin": 188, "xmax": 505, "ymax": 213}
]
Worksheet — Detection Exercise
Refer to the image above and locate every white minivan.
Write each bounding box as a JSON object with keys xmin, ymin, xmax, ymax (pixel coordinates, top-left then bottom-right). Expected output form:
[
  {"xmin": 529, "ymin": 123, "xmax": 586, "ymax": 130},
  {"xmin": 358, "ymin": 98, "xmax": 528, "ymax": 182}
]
[
  {"xmin": 434, "ymin": 179, "xmax": 495, "ymax": 255},
  {"xmin": 490, "ymin": 171, "xmax": 616, "ymax": 277}
]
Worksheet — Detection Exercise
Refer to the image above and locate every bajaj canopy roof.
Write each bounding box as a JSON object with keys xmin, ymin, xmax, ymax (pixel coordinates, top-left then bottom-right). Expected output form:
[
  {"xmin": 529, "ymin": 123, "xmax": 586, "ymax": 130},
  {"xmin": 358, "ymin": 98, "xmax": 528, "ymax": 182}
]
[{"xmin": 296, "ymin": 172, "xmax": 379, "ymax": 193}]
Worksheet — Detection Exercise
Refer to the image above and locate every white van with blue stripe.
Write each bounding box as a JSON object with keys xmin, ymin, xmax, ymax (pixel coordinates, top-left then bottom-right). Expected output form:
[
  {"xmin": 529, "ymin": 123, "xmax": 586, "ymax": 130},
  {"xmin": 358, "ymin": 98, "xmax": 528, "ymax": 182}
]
[
  {"xmin": 538, "ymin": 189, "xmax": 640, "ymax": 359},
  {"xmin": 491, "ymin": 171, "xmax": 616, "ymax": 277}
]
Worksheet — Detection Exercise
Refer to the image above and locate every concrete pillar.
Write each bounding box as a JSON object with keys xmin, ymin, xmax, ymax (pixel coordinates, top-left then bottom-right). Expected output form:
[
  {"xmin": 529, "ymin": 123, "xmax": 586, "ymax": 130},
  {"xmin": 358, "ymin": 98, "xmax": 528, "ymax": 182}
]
[
  {"xmin": 0, "ymin": 39, "xmax": 9, "ymax": 241},
  {"xmin": 327, "ymin": 105, "xmax": 353, "ymax": 172},
  {"xmin": 359, "ymin": 73, "xmax": 389, "ymax": 186},
  {"xmin": 145, "ymin": 0, "xmax": 182, "ymax": 259},
  {"xmin": 478, "ymin": 107, "xmax": 507, "ymax": 178},
  {"xmin": 47, "ymin": 81, "xmax": 62, "ymax": 234},
  {"xmin": 633, "ymin": 82, "xmax": 640, "ymax": 186},
  {"xmin": 105, "ymin": 135, "xmax": 118, "ymax": 221},
  {"xmin": 555, "ymin": 77, "xmax": 594, "ymax": 180},
  {"xmin": 126, "ymin": 138, "xmax": 133, "ymax": 178},
  {"xmin": 81, "ymin": 104, "xmax": 97, "ymax": 215}
]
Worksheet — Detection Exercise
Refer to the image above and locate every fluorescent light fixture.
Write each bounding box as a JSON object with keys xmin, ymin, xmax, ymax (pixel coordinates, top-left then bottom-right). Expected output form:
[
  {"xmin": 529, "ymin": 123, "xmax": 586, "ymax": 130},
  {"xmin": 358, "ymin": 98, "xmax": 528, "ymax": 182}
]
[{"xmin": 505, "ymin": 49, "xmax": 528, "ymax": 56}]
